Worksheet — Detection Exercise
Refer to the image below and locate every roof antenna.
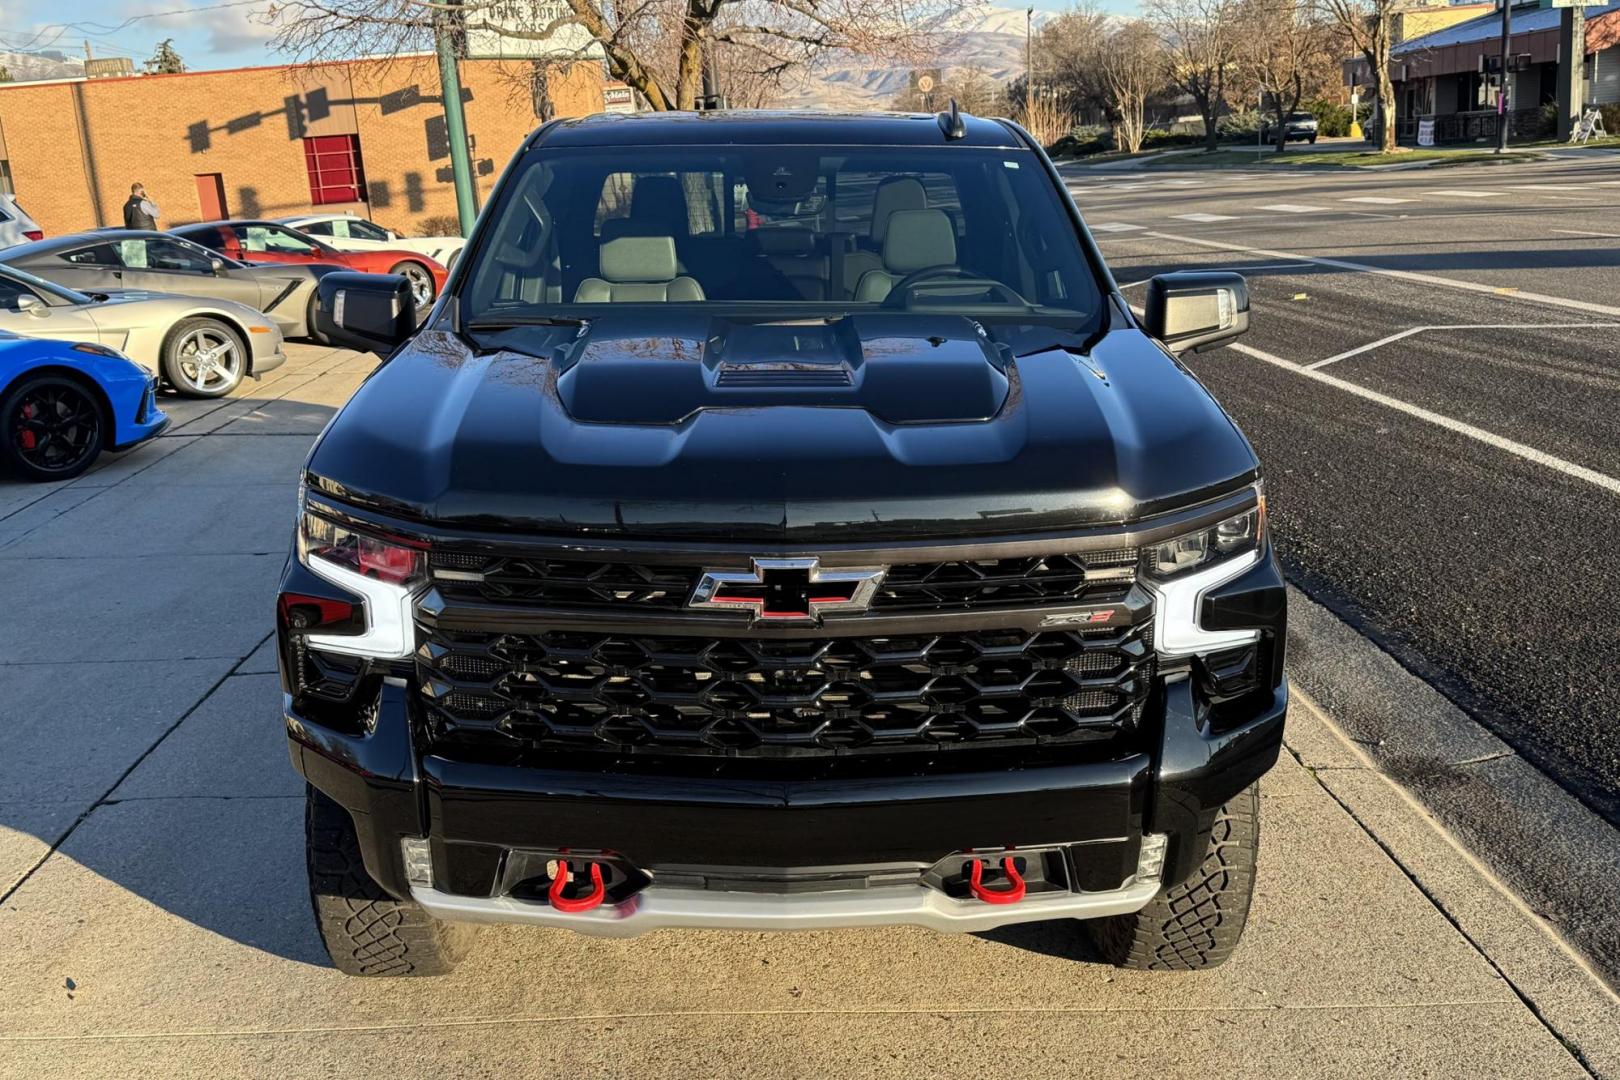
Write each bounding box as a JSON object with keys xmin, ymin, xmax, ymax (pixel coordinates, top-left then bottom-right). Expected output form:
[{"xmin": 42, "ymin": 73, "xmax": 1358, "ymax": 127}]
[{"xmin": 937, "ymin": 98, "xmax": 965, "ymax": 140}]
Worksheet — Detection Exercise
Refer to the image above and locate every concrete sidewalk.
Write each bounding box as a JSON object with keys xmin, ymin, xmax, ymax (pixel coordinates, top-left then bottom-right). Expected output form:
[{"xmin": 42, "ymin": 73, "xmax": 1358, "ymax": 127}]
[{"xmin": 1, "ymin": 347, "xmax": 1615, "ymax": 1078}]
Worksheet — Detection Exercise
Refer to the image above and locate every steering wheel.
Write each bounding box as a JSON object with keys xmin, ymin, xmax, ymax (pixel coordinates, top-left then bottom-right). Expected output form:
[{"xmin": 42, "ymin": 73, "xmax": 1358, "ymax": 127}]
[{"xmin": 880, "ymin": 266, "xmax": 1026, "ymax": 309}]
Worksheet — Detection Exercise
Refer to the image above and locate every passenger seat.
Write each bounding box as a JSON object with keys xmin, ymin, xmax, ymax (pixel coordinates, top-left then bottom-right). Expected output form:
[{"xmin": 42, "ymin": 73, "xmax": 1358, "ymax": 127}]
[{"xmin": 574, "ymin": 236, "xmax": 705, "ymax": 302}]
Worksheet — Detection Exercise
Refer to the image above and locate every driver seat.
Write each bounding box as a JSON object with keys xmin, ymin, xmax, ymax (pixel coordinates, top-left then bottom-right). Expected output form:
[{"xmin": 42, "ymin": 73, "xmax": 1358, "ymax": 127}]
[
  {"xmin": 574, "ymin": 236, "xmax": 705, "ymax": 302},
  {"xmin": 853, "ymin": 209, "xmax": 956, "ymax": 303}
]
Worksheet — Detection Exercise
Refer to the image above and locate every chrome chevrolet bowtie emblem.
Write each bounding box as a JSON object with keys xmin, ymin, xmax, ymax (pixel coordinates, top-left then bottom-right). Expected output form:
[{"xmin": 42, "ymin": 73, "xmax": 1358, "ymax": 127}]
[{"xmin": 689, "ymin": 558, "xmax": 886, "ymax": 622}]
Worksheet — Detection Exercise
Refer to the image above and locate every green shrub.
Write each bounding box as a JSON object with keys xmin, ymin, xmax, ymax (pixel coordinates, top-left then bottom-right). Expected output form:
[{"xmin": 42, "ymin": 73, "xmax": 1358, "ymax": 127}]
[{"xmin": 1598, "ymin": 104, "xmax": 1619, "ymax": 137}]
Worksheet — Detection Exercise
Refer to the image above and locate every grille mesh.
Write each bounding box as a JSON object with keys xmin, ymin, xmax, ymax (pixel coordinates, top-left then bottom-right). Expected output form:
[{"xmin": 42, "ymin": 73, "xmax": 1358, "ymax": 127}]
[{"xmin": 418, "ymin": 623, "xmax": 1154, "ymax": 757}]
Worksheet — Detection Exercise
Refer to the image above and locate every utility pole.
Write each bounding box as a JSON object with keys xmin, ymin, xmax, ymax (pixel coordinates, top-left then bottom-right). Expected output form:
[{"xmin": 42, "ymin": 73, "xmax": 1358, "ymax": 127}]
[
  {"xmin": 1496, "ymin": 0, "xmax": 1512, "ymax": 153},
  {"xmin": 1025, "ymin": 7, "xmax": 1034, "ymax": 116},
  {"xmin": 1556, "ymin": 1, "xmax": 1585, "ymax": 141},
  {"xmin": 435, "ymin": 2, "xmax": 478, "ymax": 237}
]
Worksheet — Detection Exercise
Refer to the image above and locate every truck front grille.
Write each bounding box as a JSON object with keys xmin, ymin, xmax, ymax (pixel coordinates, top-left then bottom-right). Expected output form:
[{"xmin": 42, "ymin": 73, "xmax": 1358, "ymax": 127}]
[
  {"xmin": 428, "ymin": 550, "xmax": 1137, "ymax": 615},
  {"xmin": 418, "ymin": 623, "xmax": 1154, "ymax": 757}
]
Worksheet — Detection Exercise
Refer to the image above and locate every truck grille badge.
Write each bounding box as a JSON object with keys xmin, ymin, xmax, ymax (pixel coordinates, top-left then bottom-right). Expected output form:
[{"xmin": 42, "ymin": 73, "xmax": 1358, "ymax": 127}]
[{"xmin": 689, "ymin": 557, "xmax": 885, "ymax": 622}]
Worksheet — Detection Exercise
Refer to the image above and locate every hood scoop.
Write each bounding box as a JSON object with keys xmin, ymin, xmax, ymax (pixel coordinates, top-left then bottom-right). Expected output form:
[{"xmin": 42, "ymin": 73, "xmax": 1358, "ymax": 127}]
[{"xmin": 557, "ymin": 314, "xmax": 1009, "ymax": 426}]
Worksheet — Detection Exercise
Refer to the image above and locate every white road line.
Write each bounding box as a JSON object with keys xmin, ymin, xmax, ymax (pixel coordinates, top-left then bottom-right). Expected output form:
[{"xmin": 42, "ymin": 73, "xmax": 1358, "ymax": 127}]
[
  {"xmin": 1307, "ymin": 322, "xmax": 1620, "ymax": 369},
  {"xmin": 1142, "ymin": 231, "xmax": 1620, "ymax": 318},
  {"xmin": 1505, "ymin": 184, "xmax": 1594, "ymax": 192},
  {"xmin": 1423, "ymin": 189, "xmax": 1496, "ymax": 198},
  {"xmin": 1258, "ymin": 204, "xmax": 1329, "ymax": 213},
  {"xmin": 1553, "ymin": 228, "xmax": 1620, "ymax": 238},
  {"xmin": 1089, "ymin": 222, "xmax": 1145, "ymax": 233},
  {"xmin": 1172, "ymin": 213, "xmax": 1239, "ymax": 222},
  {"xmin": 1227, "ymin": 341, "xmax": 1620, "ymax": 496},
  {"xmin": 1343, "ymin": 196, "xmax": 1413, "ymax": 204}
]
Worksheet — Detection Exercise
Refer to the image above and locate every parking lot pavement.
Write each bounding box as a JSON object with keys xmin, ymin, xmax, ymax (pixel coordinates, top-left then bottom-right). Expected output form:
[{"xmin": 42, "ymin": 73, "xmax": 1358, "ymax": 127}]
[{"xmin": 3, "ymin": 344, "xmax": 1618, "ymax": 1078}]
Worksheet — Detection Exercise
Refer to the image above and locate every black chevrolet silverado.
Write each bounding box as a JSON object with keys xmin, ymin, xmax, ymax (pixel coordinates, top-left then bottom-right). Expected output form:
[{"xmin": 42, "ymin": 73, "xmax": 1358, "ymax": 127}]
[{"xmin": 278, "ymin": 109, "xmax": 1286, "ymax": 977}]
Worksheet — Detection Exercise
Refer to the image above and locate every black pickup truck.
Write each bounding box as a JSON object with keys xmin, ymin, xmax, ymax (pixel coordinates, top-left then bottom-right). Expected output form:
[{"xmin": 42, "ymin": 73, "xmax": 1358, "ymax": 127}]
[{"xmin": 278, "ymin": 108, "xmax": 1286, "ymax": 977}]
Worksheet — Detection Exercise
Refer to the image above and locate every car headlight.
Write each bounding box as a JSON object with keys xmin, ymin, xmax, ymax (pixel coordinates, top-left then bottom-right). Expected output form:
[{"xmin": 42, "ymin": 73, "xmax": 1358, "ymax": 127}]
[
  {"xmin": 1145, "ymin": 489, "xmax": 1265, "ymax": 580},
  {"xmin": 293, "ymin": 504, "xmax": 427, "ymax": 659},
  {"xmin": 1143, "ymin": 485, "xmax": 1267, "ymax": 658}
]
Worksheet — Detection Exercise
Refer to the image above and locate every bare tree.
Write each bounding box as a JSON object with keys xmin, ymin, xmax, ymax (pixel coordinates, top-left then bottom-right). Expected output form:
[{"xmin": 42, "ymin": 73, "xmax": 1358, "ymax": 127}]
[
  {"xmin": 266, "ymin": 0, "xmax": 966, "ymax": 111},
  {"xmin": 1316, "ymin": 0, "xmax": 1395, "ymax": 151},
  {"xmin": 1035, "ymin": 6, "xmax": 1166, "ymax": 152},
  {"xmin": 1149, "ymin": 0, "xmax": 1237, "ymax": 151},
  {"xmin": 1234, "ymin": 0, "xmax": 1337, "ymax": 152}
]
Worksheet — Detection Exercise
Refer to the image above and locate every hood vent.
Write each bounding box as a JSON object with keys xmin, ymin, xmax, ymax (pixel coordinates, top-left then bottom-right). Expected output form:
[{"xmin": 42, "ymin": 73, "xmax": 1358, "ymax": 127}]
[{"xmin": 716, "ymin": 362, "xmax": 854, "ymax": 388}]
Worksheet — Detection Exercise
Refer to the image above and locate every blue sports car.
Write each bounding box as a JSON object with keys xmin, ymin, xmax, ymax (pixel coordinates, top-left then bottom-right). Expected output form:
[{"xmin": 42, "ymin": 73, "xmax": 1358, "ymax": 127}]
[{"xmin": 0, "ymin": 331, "xmax": 168, "ymax": 481}]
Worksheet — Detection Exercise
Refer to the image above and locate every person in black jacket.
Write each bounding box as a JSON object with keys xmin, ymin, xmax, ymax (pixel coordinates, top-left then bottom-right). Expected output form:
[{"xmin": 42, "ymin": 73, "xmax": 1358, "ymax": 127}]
[{"xmin": 123, "ymin": 183, "xmax": 159, "ymax": 230}]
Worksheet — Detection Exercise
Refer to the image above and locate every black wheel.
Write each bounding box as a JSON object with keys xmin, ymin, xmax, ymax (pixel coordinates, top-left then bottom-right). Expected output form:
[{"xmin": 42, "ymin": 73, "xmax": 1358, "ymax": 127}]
[
  {"xmin": 1309, "ymin": 135, "xmax": 1318, "ymax": 144},
  {"xmin": 389, "ymin": 261, "xmax": 436, "ymax": 310},
  {"xmin": 1, "ymin": 374, "xmax": 105, "ymax": 482},
  {"xmin": 1084, "ymin": 783, "xmax": 1259, "ymax": 971},
  {"xmin": 305, "ymin": 785, "xmax": 474, "ymax": 977},
  {"xmin": 161, "ymin": 317, "xmax": 245, "ymax": 398}
]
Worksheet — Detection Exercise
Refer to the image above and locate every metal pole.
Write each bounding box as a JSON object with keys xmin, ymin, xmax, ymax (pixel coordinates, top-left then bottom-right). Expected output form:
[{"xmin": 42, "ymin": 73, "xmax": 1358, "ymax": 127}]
[
  {"xmin": 1496, "ymin": 0, "xmax": 1511, "ymax": 153},
  {"xmin": 1025, "ymin": 7, "xmax": 1034, "ymax": 115},
  {"xmin": 436, "ymin": 6, "xmax": 478, "ymax": 237}
]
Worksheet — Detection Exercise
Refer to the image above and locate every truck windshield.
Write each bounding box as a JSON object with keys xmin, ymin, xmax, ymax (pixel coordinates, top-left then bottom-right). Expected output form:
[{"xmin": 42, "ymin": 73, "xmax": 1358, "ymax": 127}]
[{"xmin": 461, "ymin": 144, "xmax": 1104, "ymax": 328}]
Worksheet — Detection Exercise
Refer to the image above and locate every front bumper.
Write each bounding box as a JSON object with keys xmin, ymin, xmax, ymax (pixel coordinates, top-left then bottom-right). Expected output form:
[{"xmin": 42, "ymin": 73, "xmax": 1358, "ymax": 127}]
[{"xmin": 251, "ymin": 348, "xmax": 288, "ymax": 378}]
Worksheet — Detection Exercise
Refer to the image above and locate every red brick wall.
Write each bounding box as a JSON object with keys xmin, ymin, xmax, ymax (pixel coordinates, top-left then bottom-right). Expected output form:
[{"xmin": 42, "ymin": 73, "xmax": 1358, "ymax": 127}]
[{"xmin": 0, "ymin": 56, "xmax": 604, "ymax": 238}]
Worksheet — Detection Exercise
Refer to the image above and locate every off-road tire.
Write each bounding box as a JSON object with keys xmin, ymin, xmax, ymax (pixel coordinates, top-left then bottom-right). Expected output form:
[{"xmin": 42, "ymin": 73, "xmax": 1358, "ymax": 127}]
[
  {"xmin": 305, "ymin": 784, "xmax": 473, "ymax": 977},
  {"xmin": 1084, "ymin": 783, "xmax": 1260, "ymax": 971}
]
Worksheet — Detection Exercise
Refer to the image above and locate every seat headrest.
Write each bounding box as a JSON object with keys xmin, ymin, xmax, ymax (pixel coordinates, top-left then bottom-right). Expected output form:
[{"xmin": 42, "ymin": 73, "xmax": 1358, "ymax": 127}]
[
  {"xmin": 628, "ymin": 175, "xmax": 690, "ymax": 235},
  {"xmin": 882, "ymin": 209, "xmax": 956, "ymax": 275},
  {"xmin": 599, "ymin": 236, "xmax": 678, "ymax": 283},
  {"xmin": 752, "ymin": 228, "xmax": 816, "ymax": 256},
  {"xmin": 870, "ymin": 177, "xmax": 926, "ymax": 243}
]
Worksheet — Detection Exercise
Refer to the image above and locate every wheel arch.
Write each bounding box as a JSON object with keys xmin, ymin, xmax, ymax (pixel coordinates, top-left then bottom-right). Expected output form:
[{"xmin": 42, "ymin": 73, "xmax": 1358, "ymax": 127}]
[
  {"xmin": 163, "ymin": 308, "xmax": 260, "ymax": 374},
  {"xmin": 0, "ymin": 363, "xmax": 116, "ymax": 450}
]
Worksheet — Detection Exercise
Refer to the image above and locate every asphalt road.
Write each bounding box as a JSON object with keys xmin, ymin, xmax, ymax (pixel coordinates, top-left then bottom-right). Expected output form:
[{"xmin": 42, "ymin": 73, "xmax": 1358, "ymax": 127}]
[{"xmin": 1063, "ymin": 151, "xmax": 1620, "ymax": 828}]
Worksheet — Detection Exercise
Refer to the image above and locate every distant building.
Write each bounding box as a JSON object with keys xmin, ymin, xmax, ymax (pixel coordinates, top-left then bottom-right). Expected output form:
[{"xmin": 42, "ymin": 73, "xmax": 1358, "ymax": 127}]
[
  {"xmin": 0, "ymin": 54, "xmax": 604, "ymax": 236},
  {"xmin": 1347, "ymin": 0, "xmax": 1620, "ymax": 143}
]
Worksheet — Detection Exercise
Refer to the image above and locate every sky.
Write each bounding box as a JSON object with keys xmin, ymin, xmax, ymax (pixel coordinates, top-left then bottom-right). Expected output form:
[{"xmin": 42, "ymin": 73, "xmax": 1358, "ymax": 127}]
[{"xmin": 0, "ymin": 0, "xmax": 1131, "ymax": 73}]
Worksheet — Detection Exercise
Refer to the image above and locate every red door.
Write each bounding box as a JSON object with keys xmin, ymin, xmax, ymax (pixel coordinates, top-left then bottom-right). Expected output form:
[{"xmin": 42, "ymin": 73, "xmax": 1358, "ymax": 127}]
[{"xmin": 194, "ymin": 173, "xmax": 227, "ymax": 220}]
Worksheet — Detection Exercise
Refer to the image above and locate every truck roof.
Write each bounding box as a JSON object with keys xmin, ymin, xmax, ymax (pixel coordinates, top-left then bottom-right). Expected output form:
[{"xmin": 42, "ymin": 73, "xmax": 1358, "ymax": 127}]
[{"xmin": 530, "ymin": 109, "xmax": 1027, "ymax": 150}]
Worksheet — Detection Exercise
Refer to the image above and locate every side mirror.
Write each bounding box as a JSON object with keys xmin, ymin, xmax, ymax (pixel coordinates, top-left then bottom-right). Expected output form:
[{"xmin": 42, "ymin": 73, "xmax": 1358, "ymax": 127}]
[
  {"xmin": 386, "ymin": 230, "xmax": 398, "ymax": 241},
  {"xmin": 1143, "ymin": 271, "xmax": 1249, "ymax": 353},
  {"xmin": 314, "ymin": 271, "xmax": 417, "ymax": 355},
  {"xmin": 210, "ymin": 258, "xmax": 226, "ymax": 275},
  {"xmin": 16, "ymin": 294, "xmax": 47, "ymax": 317}
]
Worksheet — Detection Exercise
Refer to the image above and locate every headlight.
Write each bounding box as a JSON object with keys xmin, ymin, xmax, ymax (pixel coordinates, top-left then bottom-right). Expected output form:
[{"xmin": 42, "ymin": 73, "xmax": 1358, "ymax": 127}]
[
  {"xmin": 1146, "ymin": 489, "xmax": 1265, "ymax": 579},
  {"xmin": 294, "ymin": 506, "xmax": 426, "ymax": 659}
]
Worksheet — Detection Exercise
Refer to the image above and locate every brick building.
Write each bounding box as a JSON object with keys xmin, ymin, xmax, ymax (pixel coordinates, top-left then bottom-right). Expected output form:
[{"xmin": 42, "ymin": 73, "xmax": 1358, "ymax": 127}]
[{"xmin": 0, "ymin": 55, "xmax": 604, "ymax": 238}]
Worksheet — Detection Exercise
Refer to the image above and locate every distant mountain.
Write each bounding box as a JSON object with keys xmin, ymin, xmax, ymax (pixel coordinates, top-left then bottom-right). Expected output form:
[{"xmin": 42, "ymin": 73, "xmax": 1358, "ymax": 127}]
[
  {"xmin": 780, "ymin": 4, "xmax": 1052, "ymax": 112},
  {"xmin": 0, "ymin": 50, "xmax": 85, "ymax": 82}
]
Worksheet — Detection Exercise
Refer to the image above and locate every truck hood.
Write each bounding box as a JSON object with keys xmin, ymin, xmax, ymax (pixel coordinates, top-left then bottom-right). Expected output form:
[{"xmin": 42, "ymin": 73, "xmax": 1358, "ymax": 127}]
[{"xmin": 307, "ymin": 313, "xmax": 1259, "ymax": 543}]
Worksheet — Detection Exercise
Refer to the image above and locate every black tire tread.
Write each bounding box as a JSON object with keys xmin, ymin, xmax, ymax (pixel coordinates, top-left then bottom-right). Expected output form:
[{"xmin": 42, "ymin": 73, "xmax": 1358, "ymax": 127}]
[
  {"xmin": 1085, "ymin": 783, "xmax": 1260, "ymax": 971},
  {"xmin": 305, "ymin": 785, "xmax": 471, "ymax": 977}
]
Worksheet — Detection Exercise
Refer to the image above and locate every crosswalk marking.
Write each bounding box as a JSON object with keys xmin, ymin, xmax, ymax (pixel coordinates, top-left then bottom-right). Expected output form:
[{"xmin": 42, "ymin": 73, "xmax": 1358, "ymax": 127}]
[
  {"xmin": 1343, "ymin": 196, "xmax": 1413, "ymax": 204},
  {"xmin": 1424, "ymin": 189, "xmax": 1495, "ymax": 198},
  {"xmin": 1172, "ymin": 212, "xmax": 1238, "ymax": 222},
  {"xmin": 1089, "ymin": 222, "xmax": 1145, "ymax": 232},
  {"xmin": 1258, "ymin": 204, "xmax": 1328, "ymax": 213}
]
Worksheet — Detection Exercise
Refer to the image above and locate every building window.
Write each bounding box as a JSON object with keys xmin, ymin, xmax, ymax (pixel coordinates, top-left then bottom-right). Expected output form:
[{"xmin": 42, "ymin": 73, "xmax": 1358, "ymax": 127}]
[
  {"xmin": 303, "ymin": 135, "xmax": 366, "ymax": 206},
  {"xmin": 0, "ymin": 159, "xmax": 14, "ymax": 196}
]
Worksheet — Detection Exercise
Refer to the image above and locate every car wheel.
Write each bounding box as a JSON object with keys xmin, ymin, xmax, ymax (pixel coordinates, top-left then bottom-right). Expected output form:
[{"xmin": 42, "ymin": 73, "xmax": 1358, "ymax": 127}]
[
  {"xmin": 1082, "ymin": 783, "xmax": 1259, "ymax": 971},
  {"xmin": 390, "ymin": 261, "xmax": 436, "ymax": 310},
  {"xmin": 162, "ymin": 318, "xmax": 246, "ymax": 398},
  {"xmin": 305, "ymin": 785, "xmax": 474, "ymax": 977},
  {"xmin": 1, "ymin": 374, "xmax": 105, "ymax": 482},
  {"xmin": 1309, "ymin": 135, "xmax": 1318, "ymax": 144}
]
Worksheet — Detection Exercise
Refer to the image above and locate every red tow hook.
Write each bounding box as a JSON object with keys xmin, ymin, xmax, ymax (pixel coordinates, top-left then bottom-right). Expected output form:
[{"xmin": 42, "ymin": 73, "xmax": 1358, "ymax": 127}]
[
  {"xmin": 967, "ymin": 857, "xmax": 1026, "ymax": 905},
  {"xmin": 548, "ymin": 859, "xmax": 606, "ymax": 913}
]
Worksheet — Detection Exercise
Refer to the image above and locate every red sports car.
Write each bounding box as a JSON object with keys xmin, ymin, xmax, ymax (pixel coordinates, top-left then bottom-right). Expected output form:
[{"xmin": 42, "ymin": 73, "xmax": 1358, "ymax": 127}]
[{"xmin": 172, "ymin": 219, "xmax": 448, "ymax": 310}]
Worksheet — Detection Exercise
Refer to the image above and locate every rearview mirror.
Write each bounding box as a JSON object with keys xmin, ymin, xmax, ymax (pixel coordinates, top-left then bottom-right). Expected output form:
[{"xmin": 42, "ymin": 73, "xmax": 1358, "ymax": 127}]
[
  {"xmin": 1143, "ymin": 271, "xmax": 1250, "ymax": 353},
  {"xmin": 16, "ymin": 294, "xmax": 46, "ymax": 317},
  {"xmin": 314, "ymin": 271, "xmax": 417, "ymax": 355}
]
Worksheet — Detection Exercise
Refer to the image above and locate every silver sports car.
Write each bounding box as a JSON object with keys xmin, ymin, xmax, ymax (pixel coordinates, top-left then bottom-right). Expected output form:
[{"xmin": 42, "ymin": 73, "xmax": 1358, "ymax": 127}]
[
  {"xmin": 1, "ymin": 231, "xmax": 337, "ymax": 341},
  {"xmin": 0, "ymin": 263, "xmax": 285, "ymax": 398}
]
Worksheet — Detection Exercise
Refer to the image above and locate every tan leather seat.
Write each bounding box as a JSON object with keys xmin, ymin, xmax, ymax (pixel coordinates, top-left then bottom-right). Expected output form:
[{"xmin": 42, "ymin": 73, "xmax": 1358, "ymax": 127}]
[
  {"xmin": 842, "ymin": 177, "xmax": 926, "ymax": 296},
  {"xmin": 574, "ymin": 236, "xmax": 705, "ymax": 302},
  {"xmin": 853, "ymin": 209, "xmax": 957, "ymax": 303}
]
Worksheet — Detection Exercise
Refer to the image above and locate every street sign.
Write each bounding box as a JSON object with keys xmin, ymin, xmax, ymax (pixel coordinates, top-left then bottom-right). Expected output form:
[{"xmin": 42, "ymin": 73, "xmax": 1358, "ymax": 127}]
[{"xmin": 462, "ymin": 0, "xmax": 604, "ymax": 60}]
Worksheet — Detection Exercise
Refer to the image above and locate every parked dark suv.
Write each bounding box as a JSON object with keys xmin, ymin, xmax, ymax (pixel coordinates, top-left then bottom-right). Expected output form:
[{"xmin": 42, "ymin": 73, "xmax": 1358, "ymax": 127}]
[{"xmin": 279, "ymin": 108, "xmax": 1286, "ymax": 977}]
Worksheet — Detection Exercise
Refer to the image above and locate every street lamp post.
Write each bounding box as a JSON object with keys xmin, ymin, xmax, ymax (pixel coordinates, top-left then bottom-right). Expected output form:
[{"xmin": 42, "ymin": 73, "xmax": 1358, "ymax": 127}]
[
  {"xmin": 1496, "ymin": 0, "xmax": 1512, "ymax": 153},
  {"xmin": 1025, "ymin": 7, "xmax": 1034, "ymax": 116}
]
